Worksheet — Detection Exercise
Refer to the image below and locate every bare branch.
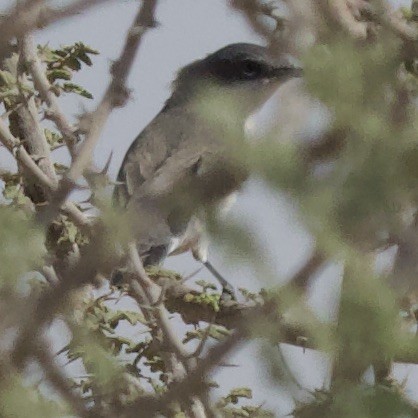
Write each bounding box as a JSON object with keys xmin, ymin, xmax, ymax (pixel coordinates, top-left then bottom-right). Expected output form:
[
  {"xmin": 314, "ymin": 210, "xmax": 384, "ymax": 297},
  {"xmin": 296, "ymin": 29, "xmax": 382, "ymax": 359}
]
[
  {"xmin": 0, "ymin": 117, "xmax": 91, "ymax": 228},
  {"xmin": 127, "ymin": 242, "xmax": 190, "ymax": 361},
  {"xmin": 0, "ymin": 116, "xmax": 55, "ymax": 189},
  {"xmin": 14, "ymin": 36, "xmax": 58, "ymax": 202},
  {"xmin": 20, "ymin": 34, "xmax": 78, "ymax": 154}
]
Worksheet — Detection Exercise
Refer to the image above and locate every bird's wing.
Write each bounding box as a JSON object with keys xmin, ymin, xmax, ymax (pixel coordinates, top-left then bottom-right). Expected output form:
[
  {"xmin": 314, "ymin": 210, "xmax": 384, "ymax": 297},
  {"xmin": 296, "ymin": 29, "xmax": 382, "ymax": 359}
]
[
  {"xmin": 129, "ymin": 145, "xmax": 207, "ymax": 201},
  {"xmin": 112, "ymin": 110, "xmax": 216, "ymax": 265},
  {"xmin": 121, "ymin": 150, "xmax": 213, "ymax": 267},
  {"xmin": 113, "ymin": 127, "xmax": 164, "ymax": 209},
  {"xmin": 113, "ymin": 107, "xmax": 210, "ymax": 208}
]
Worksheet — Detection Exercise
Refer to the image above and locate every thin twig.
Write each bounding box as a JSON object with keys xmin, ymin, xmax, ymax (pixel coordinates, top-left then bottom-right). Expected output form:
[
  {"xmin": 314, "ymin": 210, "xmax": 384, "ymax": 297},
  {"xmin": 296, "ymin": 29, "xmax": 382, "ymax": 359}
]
[
  {"xmin": 128, "ymin": 242, "xmax": 189, "ymax": 360},
  {"xmin": 288, "ymin": 249, "xmax": 326, "ymax": 291},
  {"xmin": 185, "ymin": 322, "xmax": 216, "ymax": 359},
  {"xmin": 126, "ymin": 242, "xmax": 209, "ymax": 413}
]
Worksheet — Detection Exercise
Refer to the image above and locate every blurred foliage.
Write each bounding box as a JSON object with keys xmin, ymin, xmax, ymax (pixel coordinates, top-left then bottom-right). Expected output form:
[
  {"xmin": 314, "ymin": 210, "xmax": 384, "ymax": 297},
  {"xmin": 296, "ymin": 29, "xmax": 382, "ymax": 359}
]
[
  {"xmin": 216, "ymin": 387, "xmax": 275, "ymax": 417},
  {"xmin": 293, "ymin": 385, "xmax": 418, "ymax": 418},
  {"xmin": 0, "ymin": 207, "xmax": 44, "ymax": 286},
  {"xmin": 46, "ymin": 214, "xmax": 89, "ymax": 258}
]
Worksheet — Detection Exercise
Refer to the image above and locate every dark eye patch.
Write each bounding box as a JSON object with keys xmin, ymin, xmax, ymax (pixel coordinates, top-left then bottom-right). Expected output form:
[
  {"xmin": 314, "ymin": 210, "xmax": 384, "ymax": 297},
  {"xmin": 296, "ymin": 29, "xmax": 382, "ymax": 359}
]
[
  {"xmin": 209, "ymin": 58, "xmax": 267, "ymax": 82},
  {"xmin": 240, "ymin": 59, "xmax": 263, "ymax": 79}
]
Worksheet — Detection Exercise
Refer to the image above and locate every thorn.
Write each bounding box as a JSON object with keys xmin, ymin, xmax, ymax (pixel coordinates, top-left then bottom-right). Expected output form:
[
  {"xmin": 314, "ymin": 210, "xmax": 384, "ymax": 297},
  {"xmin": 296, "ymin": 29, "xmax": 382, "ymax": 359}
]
[
  {"xmin": 31, "ymin": 154, "xmax": 47, "ymax": 163},
  {"xmin": 77, "ymin": 111, "xmax": 94, "ymax": 134},
  {"xmin": 180, "ymin": 266, "xmax": 204, "ymax": 283},
  {"xmin": 78, "ymin": 194, "xmax": 94, "ymax": 205},
  {"xmin": 44, "ymin": 109, "xmax": 53, "ymax": 120},
  {"xmin": 101, "ymin": 151, "xmax": 113, "ymax": 175}
]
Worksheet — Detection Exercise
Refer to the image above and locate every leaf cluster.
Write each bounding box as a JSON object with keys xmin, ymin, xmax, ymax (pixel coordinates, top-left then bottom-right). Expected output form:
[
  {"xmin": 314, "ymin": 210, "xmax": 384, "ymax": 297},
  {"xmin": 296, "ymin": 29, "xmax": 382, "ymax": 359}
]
[{"xmin": 38, "ymin": 42, "xmax": 98, "ymax": 98}]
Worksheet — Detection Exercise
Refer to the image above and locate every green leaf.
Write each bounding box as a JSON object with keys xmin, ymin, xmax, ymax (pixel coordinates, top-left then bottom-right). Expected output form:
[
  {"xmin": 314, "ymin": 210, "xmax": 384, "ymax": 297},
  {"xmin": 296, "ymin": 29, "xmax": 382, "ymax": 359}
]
[
  {"xmin": 183, "ymin": 325, "xmax": 230, "ymax": 344},
  {"xmin": 107, "ymin": 335, "xmax": 134, "ymax": 355},
  {"xmin": 37, "ymin": 45, "xmax": 61, "ymax": 63},
  {"xmin": 239, "ymin": 288, "xmax": 262, "ymax": 302},
  {"xmin": 110, "ymin": 310, "xmax": 147, "ymax": 327},
  {"xmin": 57, "ymin": 219, "xmax": 78, "ymax": 244},
  {"xmin": 183, "ymin": 291, "xmax": 221, "ymax": 312},
  {"xmin": 79, "ymin": 44, "xmax": 99, "ymax": 55},
  {"xmin": 144, "ymin": 355, "xmax": 165, "ymax": 373},
  {"xmin": 0, "ymin": 172, "xmax": 32, "ymax": 209},
  {"xmin": 62, "ymin": 82, "xmax": 93, "ymax": 99},
  {"xmin": 65, "ymin": 56, "xmax": 82, "ymax": 71},
  {"xmin": 53, "ymin": 163, "xmax": 68, "ymax": 175},
  {"xmin": 196, "ymin": 279, "xmax": 217, "ymax": 291},
  {"xmin": 46, "ymin": 68, "xmax": 72, "ymax": 82},
  {"xmin": 44, "ymin": 129, "xmax": 64, "ymax": 150},
  {"xmin": 77, "ymin": 51, "xmax": 93, "ymax": 66},
  {"xmin": 47, "ymin": 215, "xmax": 89, "ymax": 258},
  {"xmin": 227, "ymin": 387, "xmax": 253, "ymax": 404},
  {"xmin": 2, "ymin": 181, "xmax": 20, "ymax": 200}
]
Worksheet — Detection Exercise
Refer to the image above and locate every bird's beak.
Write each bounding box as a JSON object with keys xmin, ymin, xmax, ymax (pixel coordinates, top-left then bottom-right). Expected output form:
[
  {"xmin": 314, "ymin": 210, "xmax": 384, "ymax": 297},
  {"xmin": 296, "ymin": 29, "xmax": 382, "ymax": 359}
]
[
  {"xmin": 271, "ymin": 66, "xmax": 303, "ymax": 79},
  {"xmin": 289, "ymin": 66, "xmax": 303, "ymax": 78}
]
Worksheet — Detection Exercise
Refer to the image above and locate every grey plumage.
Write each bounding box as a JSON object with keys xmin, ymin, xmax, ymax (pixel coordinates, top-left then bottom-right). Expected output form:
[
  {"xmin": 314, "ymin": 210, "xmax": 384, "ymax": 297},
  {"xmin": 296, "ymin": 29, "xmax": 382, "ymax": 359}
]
[{"xmin": 113, "ymin": 43, "xmax": 302, "ymax": 277}]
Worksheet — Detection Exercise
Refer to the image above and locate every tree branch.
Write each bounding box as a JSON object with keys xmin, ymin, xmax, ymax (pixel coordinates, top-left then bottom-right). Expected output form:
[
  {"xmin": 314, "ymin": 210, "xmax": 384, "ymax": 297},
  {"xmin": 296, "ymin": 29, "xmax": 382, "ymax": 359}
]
[
  {"xmin": 14, "ymin": 36, "xmax": 58, "ymax": 203},
  {"xmin": 128, "ymin": 243, "xmax": 189, "ymax": 360},
  {"xmin": 40, "ymin": 0, "xmax": 158, "ymax": 226},
  {"xmin": 123, "ymin": 328, "xmax": 246, "ymax": 418},
  {"xmin": 20, "ymin": 33, "xmax": 78, "ymax": 154},
  {"xmin": 0, "ymin": 116, "xmax": 91, "ymax": 228}
]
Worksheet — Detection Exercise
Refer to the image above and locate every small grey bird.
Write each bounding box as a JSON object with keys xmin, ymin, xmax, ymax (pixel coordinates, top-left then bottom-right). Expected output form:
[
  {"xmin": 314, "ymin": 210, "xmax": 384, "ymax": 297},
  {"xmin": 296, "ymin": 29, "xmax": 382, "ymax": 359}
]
[{"xmin": 113, "ymin": 43, "xmax": 302, "ymax": 295}]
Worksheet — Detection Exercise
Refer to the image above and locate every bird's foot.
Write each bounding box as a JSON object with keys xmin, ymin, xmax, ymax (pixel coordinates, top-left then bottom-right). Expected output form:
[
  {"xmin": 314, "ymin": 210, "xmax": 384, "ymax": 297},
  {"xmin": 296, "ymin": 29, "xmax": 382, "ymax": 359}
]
[
  {"xmin": 220, "ymin": 283, "xmax": 237, "ymax": 302},
  {"xmin": 203, "ymin": 260, "xmax": 236, "ymax": 302}
]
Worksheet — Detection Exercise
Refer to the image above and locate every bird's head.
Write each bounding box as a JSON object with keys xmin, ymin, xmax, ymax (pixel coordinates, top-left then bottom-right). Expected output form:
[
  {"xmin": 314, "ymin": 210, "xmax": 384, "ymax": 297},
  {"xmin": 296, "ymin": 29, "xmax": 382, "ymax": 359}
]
[{"xmin": 170, "ymin": 43, "xmax": 302, "ymax": 114}]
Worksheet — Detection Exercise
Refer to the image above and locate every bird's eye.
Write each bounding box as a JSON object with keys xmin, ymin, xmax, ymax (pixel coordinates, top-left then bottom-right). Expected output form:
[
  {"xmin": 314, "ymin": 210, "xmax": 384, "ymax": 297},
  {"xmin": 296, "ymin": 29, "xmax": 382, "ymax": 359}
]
[{"xmin": 241, "ymin": 60, "xmax": 262, "ymax": 78}]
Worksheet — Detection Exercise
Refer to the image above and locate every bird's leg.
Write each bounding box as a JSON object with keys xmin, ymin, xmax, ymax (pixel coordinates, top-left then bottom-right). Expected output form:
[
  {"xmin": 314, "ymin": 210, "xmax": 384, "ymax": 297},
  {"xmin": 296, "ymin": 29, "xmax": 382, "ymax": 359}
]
[{"xmin": 203, "ymin": 260, "xmax": 236, "ymax": 301}]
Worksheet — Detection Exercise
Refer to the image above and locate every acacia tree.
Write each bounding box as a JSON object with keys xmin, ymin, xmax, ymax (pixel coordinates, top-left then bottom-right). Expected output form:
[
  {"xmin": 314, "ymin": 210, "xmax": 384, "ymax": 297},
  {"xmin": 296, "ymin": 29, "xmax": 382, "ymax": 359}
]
[{"xmin": 0, "ymin": 0, "xmax": 418, "ymax": 417}]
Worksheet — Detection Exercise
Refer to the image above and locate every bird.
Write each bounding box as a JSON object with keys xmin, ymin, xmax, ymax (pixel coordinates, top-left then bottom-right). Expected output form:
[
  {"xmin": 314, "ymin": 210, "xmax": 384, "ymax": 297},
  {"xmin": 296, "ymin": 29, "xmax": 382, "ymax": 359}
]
[{"xmin": 112, "ymin": 43, "xmax": 302, "ymax": 297}]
